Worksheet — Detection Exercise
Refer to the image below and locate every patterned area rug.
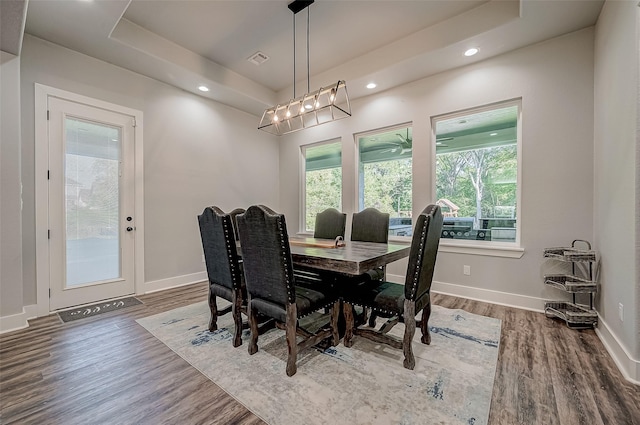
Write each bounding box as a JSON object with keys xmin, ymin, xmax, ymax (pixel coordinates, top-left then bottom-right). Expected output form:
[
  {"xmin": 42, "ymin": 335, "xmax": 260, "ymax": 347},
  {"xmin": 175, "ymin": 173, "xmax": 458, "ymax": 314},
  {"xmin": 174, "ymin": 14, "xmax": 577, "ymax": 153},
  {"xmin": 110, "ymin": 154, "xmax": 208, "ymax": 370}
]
[
  {"xmin": 58, "ymin": 297, "xmax": 142, "ymax": 322},
  {"xmin": 137, "ymin": 301, "xmax": 501, "ymax": 425}
]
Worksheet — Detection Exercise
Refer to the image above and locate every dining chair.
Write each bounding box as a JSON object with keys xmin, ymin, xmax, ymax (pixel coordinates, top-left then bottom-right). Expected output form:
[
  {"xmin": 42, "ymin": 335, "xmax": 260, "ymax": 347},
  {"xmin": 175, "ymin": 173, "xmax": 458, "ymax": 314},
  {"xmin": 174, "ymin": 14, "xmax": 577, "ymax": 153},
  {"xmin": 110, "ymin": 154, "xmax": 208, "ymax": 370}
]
[
  {"xmin": 350, "ymin": 207, "xmax": 390, "ymax": 281},
  {"xmin": 351, "ymin": 207, "xmax": 390, "ymax": 244},
  {"xmin": 342, "ymin": 204, "xmax": 443, "ymax": 370},
  {"xmin": 236, "ymin": 205, "xmax": 340, "ymax": 377},
  {"xmin": 198, "ymin": 206, "xmax": 246, "ymax": 347},
  {"xmin": 293, "ymin": 208, "xmax": 347, "ymax": 290},
  {"xmin": 313, "ymin": 207, "xmax": 347, "ymax": 240},
  {"xmin": 345, "ymin": 207, "xmax": 391, "ymax": 325}
]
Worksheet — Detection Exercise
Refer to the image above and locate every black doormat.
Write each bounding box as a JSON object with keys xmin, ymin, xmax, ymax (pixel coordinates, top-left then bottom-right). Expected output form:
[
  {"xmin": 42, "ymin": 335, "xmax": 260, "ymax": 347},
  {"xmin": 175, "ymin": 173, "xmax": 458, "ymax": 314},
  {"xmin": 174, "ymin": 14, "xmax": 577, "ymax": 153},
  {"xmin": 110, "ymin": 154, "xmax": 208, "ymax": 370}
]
[{"xmin": 58, "ymin": 297, "xmax": 143, "ymax": 323}]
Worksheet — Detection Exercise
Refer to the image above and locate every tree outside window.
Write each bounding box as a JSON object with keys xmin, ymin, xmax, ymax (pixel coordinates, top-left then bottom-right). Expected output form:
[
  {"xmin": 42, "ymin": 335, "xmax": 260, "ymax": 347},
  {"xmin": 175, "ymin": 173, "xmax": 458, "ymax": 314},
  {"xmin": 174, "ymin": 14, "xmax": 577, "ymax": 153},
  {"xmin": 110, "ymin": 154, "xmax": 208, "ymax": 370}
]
[
  {"xmin": 356, "ymin": 124, "xmax": 413, "ymax": 237},
  {"xmin": 434, "ymin": 102, "xmax": 519, "ymax": 243},
  {"xmin": 303, "ymin": 140, "xmax": 342, "ymax": 232}
]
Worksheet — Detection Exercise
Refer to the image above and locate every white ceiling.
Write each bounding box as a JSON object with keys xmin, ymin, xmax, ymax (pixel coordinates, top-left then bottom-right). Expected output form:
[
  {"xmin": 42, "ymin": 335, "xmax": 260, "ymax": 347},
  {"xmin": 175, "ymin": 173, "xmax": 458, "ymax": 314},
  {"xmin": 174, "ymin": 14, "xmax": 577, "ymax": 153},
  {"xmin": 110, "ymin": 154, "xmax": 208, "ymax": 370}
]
[{"xmin": 21, "ymin": 0, "xmax": 604, "ymax": 117}]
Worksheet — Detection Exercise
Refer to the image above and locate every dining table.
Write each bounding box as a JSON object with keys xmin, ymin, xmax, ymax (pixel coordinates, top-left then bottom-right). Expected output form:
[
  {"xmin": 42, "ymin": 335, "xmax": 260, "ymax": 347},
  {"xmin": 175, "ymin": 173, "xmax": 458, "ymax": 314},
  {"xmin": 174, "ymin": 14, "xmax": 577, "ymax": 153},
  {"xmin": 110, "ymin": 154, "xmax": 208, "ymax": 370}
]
[{"xmin": 287, "ymin": 237, "xmax": 411, "ymax": 276}]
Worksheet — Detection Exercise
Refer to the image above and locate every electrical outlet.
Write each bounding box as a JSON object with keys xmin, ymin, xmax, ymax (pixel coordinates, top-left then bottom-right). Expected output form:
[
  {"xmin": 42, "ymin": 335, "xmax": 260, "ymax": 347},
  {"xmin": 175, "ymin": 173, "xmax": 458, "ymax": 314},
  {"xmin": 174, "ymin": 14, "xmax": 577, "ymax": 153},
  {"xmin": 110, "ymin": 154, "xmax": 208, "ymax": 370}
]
[
  {"xmin": 463, "ymin": 265, "xmax": 471, "ymax": 276},
  {"xmin": 619, "ymin": 303, "xmax": 624, "ymax": 322}
]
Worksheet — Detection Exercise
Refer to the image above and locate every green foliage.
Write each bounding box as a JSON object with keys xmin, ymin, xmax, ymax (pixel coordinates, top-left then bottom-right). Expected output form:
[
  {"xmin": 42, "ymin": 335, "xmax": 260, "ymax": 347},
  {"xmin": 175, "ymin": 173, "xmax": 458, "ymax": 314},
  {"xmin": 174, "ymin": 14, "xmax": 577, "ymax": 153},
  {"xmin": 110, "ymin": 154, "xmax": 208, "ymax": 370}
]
[
  {"xmin": 436, "ymin": 145, "xmax": 517, "ymax": 219},
  {"xmin": 306, "ymin": 167, "xmax": 342, "ymax": 231},
  {"xmin": 362, "ymin": 158, "xmax": 412, "ymax": 216}
]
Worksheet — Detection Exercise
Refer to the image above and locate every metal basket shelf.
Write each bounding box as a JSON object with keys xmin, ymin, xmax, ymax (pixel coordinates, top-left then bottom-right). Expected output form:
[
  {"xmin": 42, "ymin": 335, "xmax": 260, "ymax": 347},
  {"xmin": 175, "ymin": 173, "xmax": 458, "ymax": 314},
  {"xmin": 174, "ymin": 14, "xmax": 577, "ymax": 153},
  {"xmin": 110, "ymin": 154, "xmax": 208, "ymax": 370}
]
[
  {"xmin": 544, "ymin": 274, "xmax": 597, "ymax": 293},
  {"xmin": 543, "ymin": 247, "xmax": 596, "ymax": 262},
  {"xmin": 544, "ymin": 301, "xmax": 598, "ymax": 329}
]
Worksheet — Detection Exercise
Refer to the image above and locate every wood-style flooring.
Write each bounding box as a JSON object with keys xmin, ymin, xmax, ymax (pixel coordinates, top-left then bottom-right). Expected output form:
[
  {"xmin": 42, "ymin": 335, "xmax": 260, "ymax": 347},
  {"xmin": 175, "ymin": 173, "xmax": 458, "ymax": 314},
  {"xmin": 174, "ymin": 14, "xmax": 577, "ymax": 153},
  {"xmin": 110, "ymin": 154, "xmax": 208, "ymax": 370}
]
[{"xmin": 1, "ymin": 282, "xmax": 639, "ymax": 424}]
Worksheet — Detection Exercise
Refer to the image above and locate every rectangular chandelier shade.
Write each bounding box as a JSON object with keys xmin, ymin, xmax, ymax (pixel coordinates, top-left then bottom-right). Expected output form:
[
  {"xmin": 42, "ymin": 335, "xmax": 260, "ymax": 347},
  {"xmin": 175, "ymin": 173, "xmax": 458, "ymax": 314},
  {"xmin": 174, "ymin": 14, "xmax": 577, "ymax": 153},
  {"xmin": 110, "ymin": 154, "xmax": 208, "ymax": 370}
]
[{"xmin": 258, "ymin": 80, "xmax": 351, "ymax": 136}]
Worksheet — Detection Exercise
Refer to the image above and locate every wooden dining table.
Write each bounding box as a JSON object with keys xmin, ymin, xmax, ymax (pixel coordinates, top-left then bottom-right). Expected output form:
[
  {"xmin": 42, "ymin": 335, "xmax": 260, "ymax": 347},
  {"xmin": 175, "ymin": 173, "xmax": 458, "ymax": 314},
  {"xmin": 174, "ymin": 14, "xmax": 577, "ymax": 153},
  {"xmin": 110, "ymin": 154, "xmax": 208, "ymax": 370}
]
[{"xmin": 287, "ymin": 237, "xmax": 410, "ymax": 276}]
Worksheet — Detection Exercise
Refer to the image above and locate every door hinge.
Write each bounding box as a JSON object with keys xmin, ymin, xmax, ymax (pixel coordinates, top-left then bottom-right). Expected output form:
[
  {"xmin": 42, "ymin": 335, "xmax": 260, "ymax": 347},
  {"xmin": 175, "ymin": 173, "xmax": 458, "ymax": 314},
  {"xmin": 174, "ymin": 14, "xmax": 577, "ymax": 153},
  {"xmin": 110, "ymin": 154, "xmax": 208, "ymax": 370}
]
[
  {"xmin": 47, "ymin": 170, "xmax": 50, "ymax": 180},
  {"xmin": 49, "ymin": 289, "xmax": 51, "ymax": 298},
  {"xmin": 48, "ymin": 229, "xmax": 50, "ymax": 239},
  {"xmin": 132, "ymin": 118, "xmax": 137, "ymax": 128},
  {"xmin": 47, "ymin": 110, "xmax": 50, "ymax": 120}
]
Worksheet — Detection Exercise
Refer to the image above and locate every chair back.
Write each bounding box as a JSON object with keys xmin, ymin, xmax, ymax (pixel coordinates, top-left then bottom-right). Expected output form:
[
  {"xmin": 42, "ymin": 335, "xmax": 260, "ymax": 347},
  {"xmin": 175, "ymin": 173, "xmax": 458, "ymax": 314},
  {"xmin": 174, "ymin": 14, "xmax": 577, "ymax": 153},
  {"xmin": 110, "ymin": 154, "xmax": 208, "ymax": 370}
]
[
  {"xmin": 351, "ymin": 208, "xmax": 390, "ymax": 243},
  {"xmin": 404, "ymin": 204, "xmax": 443, "ymax": 302},
  {"xmin": 236, "ymin": 205, "xmax": 295, "ymax": 306},
  {"xmin": 229, "ymin": 208, "xmax": 245, "ymax": 240},
  {"xmin": 198, "ymin": 206, "xmax": 242, "ymax": 291},
  {"xmin": 314, "ymin": 208, "xmax": 347, "ymax": 239}
]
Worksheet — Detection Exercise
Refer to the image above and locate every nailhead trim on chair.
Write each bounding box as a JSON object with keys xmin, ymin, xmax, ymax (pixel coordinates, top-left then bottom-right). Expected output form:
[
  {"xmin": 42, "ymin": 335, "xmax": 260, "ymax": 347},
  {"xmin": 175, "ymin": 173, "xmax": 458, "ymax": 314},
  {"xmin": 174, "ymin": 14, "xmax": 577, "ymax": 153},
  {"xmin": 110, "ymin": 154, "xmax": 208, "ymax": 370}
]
[
  {"xmin": 276, "ymin": 216, "xmax": 296, "ymax": 304},
  {"xmin": 223, "ymin": 219, "xmax": 240, "ymax": 287},
  {"xmin": 409, "ymin": 216, "xmax": 428, "ymax": 300}
]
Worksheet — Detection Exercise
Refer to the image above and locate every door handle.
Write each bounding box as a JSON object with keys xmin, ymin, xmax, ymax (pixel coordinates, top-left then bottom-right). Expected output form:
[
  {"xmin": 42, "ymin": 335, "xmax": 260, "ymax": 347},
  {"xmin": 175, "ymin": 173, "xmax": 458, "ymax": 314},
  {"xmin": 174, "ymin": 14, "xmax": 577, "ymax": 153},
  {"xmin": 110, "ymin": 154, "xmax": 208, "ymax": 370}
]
[{"xmin": 126, "ymin": 227, "xmax": 134, "ymax": 232}]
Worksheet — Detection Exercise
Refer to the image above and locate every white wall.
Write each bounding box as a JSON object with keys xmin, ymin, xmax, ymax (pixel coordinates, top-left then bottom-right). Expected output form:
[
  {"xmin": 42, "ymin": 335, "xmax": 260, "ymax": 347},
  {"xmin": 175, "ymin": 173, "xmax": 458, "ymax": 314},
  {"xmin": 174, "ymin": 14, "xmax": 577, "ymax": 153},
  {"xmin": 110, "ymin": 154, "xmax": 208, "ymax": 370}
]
[
  {"xmin": 280, "ymin": 29, "xmax": 595, "ymax": 309},
  {"xmin": 0, "ymin": 51, "xmax": 24, "ymax": 321},
  {"xmin": 18, "ymin": 35, "xmax": 279, "ymax": 305},
  {"xmin": 594, "ymin": 0, "xmax": 639, "ymax": 368}
]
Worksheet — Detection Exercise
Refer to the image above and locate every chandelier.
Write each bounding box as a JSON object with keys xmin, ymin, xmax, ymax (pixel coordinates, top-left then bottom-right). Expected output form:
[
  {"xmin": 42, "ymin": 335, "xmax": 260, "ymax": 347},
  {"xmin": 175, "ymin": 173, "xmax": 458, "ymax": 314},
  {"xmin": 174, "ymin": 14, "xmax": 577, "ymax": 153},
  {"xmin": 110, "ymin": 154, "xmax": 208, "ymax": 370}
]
[{"xmin": 258, "ymin": 0, "xmax": 351, "ymax": 136}]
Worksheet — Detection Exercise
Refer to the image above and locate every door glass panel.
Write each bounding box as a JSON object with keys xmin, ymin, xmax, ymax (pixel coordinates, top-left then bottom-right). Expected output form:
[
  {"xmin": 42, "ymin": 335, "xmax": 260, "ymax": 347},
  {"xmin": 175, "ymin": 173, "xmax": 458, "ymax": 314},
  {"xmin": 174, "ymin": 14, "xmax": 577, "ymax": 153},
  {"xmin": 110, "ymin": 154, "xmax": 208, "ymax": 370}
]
[{"xmin": 65, "ymin": 117, "xmax": 121, "ymax": 287}]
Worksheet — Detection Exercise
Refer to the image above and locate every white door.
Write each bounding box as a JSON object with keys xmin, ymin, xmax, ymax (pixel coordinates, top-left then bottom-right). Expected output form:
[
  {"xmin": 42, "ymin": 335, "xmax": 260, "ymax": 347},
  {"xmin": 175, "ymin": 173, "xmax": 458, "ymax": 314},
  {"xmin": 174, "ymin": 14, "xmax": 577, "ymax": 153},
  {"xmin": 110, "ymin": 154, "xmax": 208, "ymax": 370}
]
[{"xmin": 48, "ymin": 97, "xmax": 136, "ymax": 310}]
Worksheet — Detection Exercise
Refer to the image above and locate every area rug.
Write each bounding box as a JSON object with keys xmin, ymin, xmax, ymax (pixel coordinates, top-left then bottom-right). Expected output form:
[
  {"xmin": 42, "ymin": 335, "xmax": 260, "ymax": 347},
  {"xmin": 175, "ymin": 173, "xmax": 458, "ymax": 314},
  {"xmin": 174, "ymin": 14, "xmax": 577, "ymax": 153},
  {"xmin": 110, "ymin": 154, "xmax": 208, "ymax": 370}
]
[
  {"xmin": 58, "ymin": 296, "xmax": 142, "ymax": 322},
  {"xmin": 137, "ymin": 301, "xmax": 501, "ymax": 425}
]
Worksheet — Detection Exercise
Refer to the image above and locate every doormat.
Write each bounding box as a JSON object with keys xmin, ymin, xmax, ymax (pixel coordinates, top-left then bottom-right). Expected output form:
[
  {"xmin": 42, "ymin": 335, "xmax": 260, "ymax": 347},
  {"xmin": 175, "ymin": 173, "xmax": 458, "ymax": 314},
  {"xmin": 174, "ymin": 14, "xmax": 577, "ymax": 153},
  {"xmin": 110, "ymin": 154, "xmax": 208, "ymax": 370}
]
[{"xmin": 58, "ymin": 297, "xmax": 142, "ymax": 322}]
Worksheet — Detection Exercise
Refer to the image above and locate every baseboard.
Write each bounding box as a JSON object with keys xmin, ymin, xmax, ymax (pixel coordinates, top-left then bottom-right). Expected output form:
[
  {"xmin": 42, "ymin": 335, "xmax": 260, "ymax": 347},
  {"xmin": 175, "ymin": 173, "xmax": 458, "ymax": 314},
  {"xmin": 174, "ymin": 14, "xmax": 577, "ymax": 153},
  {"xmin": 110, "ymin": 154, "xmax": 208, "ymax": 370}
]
[
  {"xmin": 0, "ymin": 304, "xmax": 38, "ymax": 334},
  {"xmin": 431, "ymin": 280, "xmax": 545, "ymax": 312},
  {"xmin": 142, "ymin": 271, "xmax": 207, "ymax": 294},
  {"xmin": 595, "ymin": 315, "xmax": 640, "ymax": 385}
]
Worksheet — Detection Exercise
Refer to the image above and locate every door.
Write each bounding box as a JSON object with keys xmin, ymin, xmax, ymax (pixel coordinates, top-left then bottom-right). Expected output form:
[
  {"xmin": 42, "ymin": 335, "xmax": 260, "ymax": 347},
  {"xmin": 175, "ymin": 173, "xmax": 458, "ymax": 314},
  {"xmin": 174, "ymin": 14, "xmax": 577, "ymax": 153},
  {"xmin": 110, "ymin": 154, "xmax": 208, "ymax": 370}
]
[{"xmin": 48, "ymin": 97, "xmax": 136, "ymax": 310}]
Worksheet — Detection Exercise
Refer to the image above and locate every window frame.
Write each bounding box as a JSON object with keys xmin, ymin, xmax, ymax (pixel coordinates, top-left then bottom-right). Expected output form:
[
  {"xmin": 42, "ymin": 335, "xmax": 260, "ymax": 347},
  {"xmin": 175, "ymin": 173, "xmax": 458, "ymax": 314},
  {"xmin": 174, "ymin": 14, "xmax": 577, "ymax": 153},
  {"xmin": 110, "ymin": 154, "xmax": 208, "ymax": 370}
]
[
  {"xmin": 299, "ymin": 137, "xmax": 343, "ymax": 235},
  {"xmin": 354, "ymin": 122, "xmax": 414, "ymax": 243},
  {"xmin": 431, "ymin": 99, "xmax": 524, "ymax": 258}
]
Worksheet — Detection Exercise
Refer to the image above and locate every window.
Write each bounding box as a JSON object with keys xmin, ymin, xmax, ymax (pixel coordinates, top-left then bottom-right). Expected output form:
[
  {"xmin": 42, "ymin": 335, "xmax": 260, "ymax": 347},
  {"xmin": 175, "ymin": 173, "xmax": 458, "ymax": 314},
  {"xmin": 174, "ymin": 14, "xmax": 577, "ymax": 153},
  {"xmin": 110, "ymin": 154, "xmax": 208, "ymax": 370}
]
[
  {"xmin": 302, "ymin": 139, "xmax": 342, "ymax": 233},
  {"xmin": 433, "ymin": 100, "xmax": 520, "ymax": 244},
  {"xmin": 356, "ymin": 124, "xmax": 413, "ymax": 237}
]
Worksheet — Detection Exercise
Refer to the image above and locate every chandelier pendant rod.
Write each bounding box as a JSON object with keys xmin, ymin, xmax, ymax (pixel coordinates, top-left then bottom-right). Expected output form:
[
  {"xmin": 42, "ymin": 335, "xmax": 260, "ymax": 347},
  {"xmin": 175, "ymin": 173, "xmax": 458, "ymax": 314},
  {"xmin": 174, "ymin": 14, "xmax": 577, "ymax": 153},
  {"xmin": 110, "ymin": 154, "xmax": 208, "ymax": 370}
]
[{"xmin": 306, "ymin": 6, "xmax": 310, "ymax": 94}]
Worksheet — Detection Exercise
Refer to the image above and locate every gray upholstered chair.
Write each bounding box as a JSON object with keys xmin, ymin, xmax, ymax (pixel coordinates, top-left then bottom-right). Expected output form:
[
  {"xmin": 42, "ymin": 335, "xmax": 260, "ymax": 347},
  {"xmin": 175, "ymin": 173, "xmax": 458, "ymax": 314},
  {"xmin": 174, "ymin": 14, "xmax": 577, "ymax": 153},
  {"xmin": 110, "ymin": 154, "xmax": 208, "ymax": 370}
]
[
  {"xmin": 294, "ymin": 208, "xmax": 347, "ymax": 290},
  {"xmin": 313, "ymin": 208, "xmax": 347, "ymax": 240},
  {"xmin": 198, "ymin": 206, "xmax": 245, "ymax": 347},
  {"xmin": 347, "ymin": 208, "xmax": 391, "ymax": 326},
  {"xmin": 351, "ymin": 207, "xmax": 390, "ymax": 281},
  {"xmin": 342, "ymin": 204, "xmax": 443, "ymax": 370},
  {"xmin": 351, "ymin": 207, "xmax": 390, "ymax": 244},
  {"xmin": 236, "ymin": 205, "xmax": 340, "ymax": 376}
]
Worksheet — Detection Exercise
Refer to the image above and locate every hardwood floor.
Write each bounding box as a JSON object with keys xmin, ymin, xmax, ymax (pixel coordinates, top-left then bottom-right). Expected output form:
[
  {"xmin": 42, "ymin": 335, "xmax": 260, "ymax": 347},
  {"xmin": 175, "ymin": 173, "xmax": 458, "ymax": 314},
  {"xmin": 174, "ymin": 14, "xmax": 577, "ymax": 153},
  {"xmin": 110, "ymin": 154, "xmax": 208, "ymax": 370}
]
[{"xmin": 1, "ymin": 283, "xmax": 638, "ymax": 424}]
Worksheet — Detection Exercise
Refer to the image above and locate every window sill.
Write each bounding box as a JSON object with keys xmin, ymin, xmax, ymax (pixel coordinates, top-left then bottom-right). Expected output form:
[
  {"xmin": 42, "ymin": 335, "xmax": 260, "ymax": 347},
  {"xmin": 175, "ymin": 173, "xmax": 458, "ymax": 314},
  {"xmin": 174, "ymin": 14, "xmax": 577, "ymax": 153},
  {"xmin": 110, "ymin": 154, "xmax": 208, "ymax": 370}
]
[{"xmin": 439, "ymin": 240, "xmax": 524, "ymax": 258}]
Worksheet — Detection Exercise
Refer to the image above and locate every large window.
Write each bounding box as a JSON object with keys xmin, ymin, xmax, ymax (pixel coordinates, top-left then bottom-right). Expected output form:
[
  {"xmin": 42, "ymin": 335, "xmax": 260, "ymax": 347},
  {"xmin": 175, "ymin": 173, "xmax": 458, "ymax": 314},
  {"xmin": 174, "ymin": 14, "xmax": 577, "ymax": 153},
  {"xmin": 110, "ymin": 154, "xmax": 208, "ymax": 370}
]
[
  {"xmin": 356, "ymin": 124, "xmax": 413, "ymax": 237},
  {"xmin": 433, "ymin": 100, "xmax": 520, "ymax": 243},
  {"xmin": 302, "ymin": 140, "xmax": 342, "ymax": 232}
]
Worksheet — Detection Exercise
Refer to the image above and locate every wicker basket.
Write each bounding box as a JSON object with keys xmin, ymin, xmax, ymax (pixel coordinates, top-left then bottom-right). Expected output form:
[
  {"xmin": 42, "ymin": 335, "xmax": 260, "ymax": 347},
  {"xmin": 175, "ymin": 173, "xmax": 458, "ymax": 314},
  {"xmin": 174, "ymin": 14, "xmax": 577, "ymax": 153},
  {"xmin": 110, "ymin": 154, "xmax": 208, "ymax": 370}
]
[
  {"xmin": 544, "ymin": 301, "xmax": 597, "ymax": 328},
  {"xmin": 544, "ymin": 274, "xmax": 597, "ymax": 293},
  {"xmin": 543, "ymin": 247, "xmax": 596, "ymax": 262}
]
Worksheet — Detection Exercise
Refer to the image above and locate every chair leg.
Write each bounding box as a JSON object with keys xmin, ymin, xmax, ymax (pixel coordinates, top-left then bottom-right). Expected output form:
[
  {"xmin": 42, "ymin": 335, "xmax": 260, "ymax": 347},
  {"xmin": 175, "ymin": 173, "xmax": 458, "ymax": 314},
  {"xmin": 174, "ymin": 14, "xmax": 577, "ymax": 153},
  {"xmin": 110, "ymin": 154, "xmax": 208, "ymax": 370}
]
[
  {"xmin": 368, "ymin": 310, "xmax": 377, "ymax": 328},
  {"xmin": 343, "ymin": 303, "xmax": 355, "ymax": 348},
  {"xmin": 420, "ymin": 301, "xmax": 432, "ymax": 345},
  {"xmin": 231, "ymin": 289, "xmax": 243, "ymax": 347},
  {"xmin": 330, "ymin": 300, "xmax": 340, "ymax": 346},
  {"xmin": 248, "ymin": 301, "xmax": 259, "ymax": 355},
  {"xmin": 208, "ymin": 290, "xmax": 218, "ymax": 332},
  {"xmin": 285, "ymin": 303, "xmax": 298, "ymax": 377},
  {"xmin": 402, "ymin": 300, "xmax": 416, "ymax": 370}
]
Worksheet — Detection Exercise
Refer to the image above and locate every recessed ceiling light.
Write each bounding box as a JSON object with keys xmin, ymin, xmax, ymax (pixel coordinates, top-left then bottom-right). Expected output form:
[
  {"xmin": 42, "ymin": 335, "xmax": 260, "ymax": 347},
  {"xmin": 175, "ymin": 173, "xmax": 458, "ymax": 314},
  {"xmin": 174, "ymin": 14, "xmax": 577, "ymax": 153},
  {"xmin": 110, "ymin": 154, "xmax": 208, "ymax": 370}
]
[
  {"xmin": 490, "ymin": 132, "xmax": 498, "ymax": 136},
  {"xmin": 366, "ymin": 83, "xmax": 377, "ymax": 89},
  {"xmin": 464, "ymin": 48, "xmax": 479, "ymax": 57},
  {"xmin": 198, "ymin": 85, "xmax": 210, "ymax": 92}
]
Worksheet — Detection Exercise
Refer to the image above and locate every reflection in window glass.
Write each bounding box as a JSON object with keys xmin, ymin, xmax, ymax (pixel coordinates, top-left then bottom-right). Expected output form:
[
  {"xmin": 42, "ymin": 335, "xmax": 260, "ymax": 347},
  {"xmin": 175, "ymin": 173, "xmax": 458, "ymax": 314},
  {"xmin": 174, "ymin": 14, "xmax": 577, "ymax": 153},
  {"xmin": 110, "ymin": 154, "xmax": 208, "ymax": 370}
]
[
  {"xmin": 357, "ymin": 125, "xmax": 413, "ymax": 237},
  {"xmin": 303, "ymin": 140, "xmax": 342, "ymax": 232},
  {"xmin": 434, "ymin": 102, "xmax": 519, "ymax": 243}
]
